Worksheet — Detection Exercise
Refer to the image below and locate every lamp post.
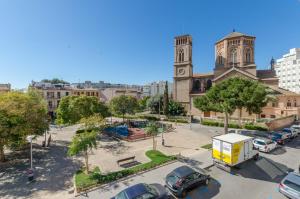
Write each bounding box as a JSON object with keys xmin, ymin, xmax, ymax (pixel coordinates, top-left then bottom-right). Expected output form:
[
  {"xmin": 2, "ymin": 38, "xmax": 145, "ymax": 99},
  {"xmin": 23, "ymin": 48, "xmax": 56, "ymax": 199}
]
[
  {"xmin": 26, "ymin": 135, "xmax": 35, "ymax": 182},
  {"xmin": 26, "ymin": 135, "xmax": 34, "ymax": 169}
]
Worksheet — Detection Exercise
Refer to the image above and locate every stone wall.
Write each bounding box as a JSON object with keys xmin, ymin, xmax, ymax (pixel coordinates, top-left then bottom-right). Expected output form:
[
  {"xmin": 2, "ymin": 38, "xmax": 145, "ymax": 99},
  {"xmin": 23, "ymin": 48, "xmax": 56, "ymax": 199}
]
[{"xmin": 266, "ymin": 115, "xmax": 295, "ymax": 130}]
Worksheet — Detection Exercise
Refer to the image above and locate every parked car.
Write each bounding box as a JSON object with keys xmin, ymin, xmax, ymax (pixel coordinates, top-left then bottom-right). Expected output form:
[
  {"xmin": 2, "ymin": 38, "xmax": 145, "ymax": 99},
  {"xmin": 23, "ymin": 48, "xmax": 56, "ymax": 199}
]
[
  {"xmin": 284, "ymin": 127, "xmax": 298, "ymax": 138},
  {"xmin": 279, "ymin": 172, "xmax": 300, "ymax": 199},
  {"xmin": 253, "ymin": 138, "xmax": 277, "ymax": 152},
  {"xmin": 291, "ymin": 125, "xmax": 300, "ymax": 135},
  {"xmin": 165, "ymin": 166, "xmax": 210, "ymax": 198},
  {"xmin": 111, "ymin": 183, "xmax": 170, "ymax": 199},
  {"xmin": 281, "ymin": 128, "xmax": 294, "ymax": 139},
  {"xmin": 269, "ymin": 132, "xmax": 289, "ymax": 145}
]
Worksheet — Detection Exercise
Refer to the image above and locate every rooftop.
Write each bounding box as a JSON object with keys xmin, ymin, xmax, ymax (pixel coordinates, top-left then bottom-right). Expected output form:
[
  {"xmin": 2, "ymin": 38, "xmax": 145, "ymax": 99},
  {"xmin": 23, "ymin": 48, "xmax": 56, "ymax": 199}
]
[
  {"xmin": 214, "ymin": 133, "xmax": 253, "ymax": 143},
  {"xmin": 216, "ymin": 31, "xmax": 255, "ymax": 43}
]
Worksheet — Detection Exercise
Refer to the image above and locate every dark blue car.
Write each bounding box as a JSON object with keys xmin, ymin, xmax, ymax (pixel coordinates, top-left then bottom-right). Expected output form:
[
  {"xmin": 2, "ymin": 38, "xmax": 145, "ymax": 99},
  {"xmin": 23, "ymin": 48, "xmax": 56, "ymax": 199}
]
[
  {"xmin": 270, "ymin": 132, "xmax": 289, "ymax": 145},
  {"xmin": 111, "ymin": 183, "xmax": 170, "ymax": 199}
]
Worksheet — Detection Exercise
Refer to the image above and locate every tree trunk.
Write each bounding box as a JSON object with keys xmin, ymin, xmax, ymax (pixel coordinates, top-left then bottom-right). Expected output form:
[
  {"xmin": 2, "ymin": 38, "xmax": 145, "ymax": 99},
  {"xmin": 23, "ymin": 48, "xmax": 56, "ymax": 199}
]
[
  {"xmin": 0, "ymin": 143, "xmax": 5, "ymax": 162},
  {"xmin": 152, "ymin": 136, "xmax": 156, "ymax": 151},
  {"xmin": 224, "ymin": 111, "xmax": 229, "ymax": 134},
  {"xmin": 122, "ymin": 113, "xmax": 125, "ymax": 123},
  {"xmin": 84, "ymin": 150, "xmax": 89, "ymax": 174},
  {"xmin": 238, "ymin": 108, "xmax": 242, "ymax": 127}
]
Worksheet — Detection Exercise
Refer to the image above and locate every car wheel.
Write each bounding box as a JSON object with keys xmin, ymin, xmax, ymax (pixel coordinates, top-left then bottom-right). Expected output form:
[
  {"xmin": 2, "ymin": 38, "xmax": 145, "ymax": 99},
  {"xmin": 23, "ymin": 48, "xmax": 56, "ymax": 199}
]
[{"xmin": 254, "ymin": 154, "xmax": 259, "ymax": 161}]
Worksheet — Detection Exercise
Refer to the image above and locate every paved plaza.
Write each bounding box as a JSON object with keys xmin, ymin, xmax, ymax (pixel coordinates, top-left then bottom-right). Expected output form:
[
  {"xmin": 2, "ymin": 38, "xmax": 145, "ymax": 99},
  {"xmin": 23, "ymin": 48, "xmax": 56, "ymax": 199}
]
[{"xmin": 0, "ymin": 121, "xmax": 219, "ymax": 199}]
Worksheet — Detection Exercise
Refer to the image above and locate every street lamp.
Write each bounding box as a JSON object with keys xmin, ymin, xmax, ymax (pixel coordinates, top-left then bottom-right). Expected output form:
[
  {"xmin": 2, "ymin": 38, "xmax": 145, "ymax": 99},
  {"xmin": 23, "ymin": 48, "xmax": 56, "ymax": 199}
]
[
  {"xmin": 26, "ymin": 135, "xmax": 35, "ymax": 169},
  {"xmin": 26, "ymin": 135, "xmax": 35, "ymax": 182}
]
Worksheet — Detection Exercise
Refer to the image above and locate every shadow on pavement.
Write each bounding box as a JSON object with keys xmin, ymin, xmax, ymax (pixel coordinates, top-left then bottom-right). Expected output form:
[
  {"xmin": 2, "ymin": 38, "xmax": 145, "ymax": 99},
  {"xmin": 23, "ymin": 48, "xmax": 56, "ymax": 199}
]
[
  {"xmin": 185, "ymin": 178, "xmax": 221, "ymax": 199},
  {"xmin": 0, "ymin": 140, "xmax": 82, "ymax": 199},
  {"xmin": 270, "ymin": 146, "xmax": 287, "ymax": 155},
  {"xmin": 231, "ymin": 156, "xmax": 293, "ymax": 183},
  {"xmin": 285, "ymin": 136, "xmax": 300, "ymax": 149}
]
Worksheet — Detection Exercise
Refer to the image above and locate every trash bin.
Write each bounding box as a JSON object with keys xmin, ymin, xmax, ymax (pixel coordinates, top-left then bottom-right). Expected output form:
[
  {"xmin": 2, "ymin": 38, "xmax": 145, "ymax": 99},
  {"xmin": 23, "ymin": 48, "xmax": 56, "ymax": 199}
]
[{"xmin": 27, "ymin": 169, "xmax": 34, "ymax": 182}]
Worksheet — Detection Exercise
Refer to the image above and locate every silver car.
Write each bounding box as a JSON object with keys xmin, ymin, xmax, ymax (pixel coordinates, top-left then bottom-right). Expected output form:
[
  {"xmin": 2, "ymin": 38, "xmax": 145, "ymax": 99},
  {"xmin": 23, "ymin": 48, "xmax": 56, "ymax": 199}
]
[{"xmin": 279, "ymin": 172, "xmax": 300, "ymax": 199}]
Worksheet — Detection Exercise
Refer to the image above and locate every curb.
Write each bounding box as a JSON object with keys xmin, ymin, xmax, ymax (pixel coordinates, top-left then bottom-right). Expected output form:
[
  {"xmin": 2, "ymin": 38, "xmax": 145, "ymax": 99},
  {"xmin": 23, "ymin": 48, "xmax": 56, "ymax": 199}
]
[{"xmin": 74, "ymin": 159, "xmax": 178, "ymax": 197}]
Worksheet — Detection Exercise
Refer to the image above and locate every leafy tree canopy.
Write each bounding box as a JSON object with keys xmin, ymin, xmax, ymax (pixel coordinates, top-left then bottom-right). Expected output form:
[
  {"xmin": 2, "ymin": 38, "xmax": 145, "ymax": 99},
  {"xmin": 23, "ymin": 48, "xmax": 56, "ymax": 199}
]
[
  {"xmin": 0, "ymin": 90, "xmax": 49, "ymax": 161},
  {"xmin": 56, "ymin": 96, "xmax": 110, "ymax": 125},
  {"xmin": 109, "ymin": 95, "xmax": 138, "ymax": 120}
]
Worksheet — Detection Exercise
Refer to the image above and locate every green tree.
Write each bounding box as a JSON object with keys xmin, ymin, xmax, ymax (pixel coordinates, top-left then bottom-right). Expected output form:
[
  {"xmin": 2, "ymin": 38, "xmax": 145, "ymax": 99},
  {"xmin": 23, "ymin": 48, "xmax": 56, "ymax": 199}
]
[
  {"xmin": 168, "ymin": 100, "xmax": 186, "ymax": 116},
  {"xmin": 80, "ymin": 114, "xmax": 106, "ymax": 131},
  {"xmin": 137, "ymin": 96, "xmax": 150, "ymax": 112},
  {"xmin": 68, "ymin": 131, "xmax": 97, "ymax": 174},
  {"xmin": 193, "ymin": 79, "xmax": 237, "ymax": 133},
  {"xmin": 241, "ymin": 82, "xmax": 269, "ymax": 119},
  {"xmin": 147, "ymin": 95, "xmax": 163, "ymax": 114},
  {"xmin": 193, "ymin": 77, "xmax": 269, "ymax": 133},
  {"xmin": 163, "ymin": 81, "xmax": 169, "ymax": 116},
  {"xmin": 0, "ymin": 90, "xmax": 49, "ymax": 162},
  {"xmin": 145, "ymin": 122, "xmax": 159, "ymax": 150},
  {"xmin": 109, "ymin": 95, "xmax": 138, "ymax": 122},
  {"xmin": 56, "ymin": 96, "xmax": 109, "ymax": 125}
]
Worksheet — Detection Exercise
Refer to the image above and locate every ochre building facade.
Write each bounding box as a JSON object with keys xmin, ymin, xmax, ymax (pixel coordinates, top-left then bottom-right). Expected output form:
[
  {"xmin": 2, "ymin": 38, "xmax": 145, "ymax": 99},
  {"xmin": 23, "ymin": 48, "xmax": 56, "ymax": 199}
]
[{"xmin": 173, "ymin": 32, "xmax": 300, "ymax": 120}]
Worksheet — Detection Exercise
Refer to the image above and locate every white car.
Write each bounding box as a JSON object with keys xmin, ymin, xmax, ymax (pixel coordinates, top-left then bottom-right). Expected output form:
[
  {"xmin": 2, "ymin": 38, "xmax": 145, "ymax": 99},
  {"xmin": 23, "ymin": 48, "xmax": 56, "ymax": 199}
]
[
  {"xmin": 253, "ymin": 138, "xmax": 277, "ymax": 153},
  {"xmin": 291, "ymin": 125, "xmax": 300, "ymax": 136}
]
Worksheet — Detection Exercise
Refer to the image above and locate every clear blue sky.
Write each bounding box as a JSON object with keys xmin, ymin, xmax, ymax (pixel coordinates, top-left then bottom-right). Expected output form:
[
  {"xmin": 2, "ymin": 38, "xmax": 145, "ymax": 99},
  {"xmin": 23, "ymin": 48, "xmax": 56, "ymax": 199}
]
[{"xmin": 1, "ymin": 0, "xmax": 300, "ymax": 89}]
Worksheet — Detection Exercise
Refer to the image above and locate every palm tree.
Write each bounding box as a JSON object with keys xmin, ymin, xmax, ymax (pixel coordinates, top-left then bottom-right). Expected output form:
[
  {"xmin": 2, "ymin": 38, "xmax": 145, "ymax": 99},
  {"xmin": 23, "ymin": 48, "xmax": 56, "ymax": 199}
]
[{"xmin": 145, "ymin": 122, "xmax": 159, "ymax": 150}]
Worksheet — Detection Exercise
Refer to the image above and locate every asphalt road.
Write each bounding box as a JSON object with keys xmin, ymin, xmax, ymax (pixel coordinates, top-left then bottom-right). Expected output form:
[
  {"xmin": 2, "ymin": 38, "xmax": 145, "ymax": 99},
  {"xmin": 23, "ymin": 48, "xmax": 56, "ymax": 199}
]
[{"xmin": 76, "ymin": 136, "xmax": 300, "ymax": 199}]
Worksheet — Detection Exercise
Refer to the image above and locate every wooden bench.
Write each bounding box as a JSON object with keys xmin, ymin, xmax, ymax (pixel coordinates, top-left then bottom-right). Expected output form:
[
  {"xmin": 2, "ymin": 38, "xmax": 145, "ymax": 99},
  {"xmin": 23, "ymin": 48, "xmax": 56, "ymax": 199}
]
[{"xmin": 117, "ymin": 156, "xmax": 136, "ymax": 166}]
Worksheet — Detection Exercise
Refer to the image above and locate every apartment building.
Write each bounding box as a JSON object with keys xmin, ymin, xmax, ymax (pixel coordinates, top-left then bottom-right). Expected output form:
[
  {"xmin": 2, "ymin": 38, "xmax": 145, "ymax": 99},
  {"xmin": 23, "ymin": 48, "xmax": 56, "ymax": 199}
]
[
  {"xmin": 142, "ymin": 81, "xmax": 173, "ymax": 97},
  {"xmin": 275, "ymin": 48, "xmax": 300, "ymax": 93},
  {"xmin": 0, "ymin": 83, "xmax": 11, "ymax": 94}
]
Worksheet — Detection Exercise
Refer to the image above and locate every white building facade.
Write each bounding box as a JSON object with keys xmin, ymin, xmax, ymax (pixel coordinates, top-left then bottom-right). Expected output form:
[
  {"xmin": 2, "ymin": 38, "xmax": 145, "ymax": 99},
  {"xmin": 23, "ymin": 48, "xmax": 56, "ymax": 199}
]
[
  {"xmin": 142, "ymin": 81, "xmax": 173, "ymax": 97},
  {"xmin": 275, "ymin": 48, "xmax": 300, "ymax": 93}
]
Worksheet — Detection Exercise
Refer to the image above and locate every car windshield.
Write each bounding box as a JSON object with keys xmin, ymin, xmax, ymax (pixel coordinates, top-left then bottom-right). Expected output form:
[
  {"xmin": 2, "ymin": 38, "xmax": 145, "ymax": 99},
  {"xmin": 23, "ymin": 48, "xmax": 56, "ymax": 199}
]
[
  {"xmin": 115, "ymin": 191, "xmax": 128, "ymax": 199},
  {"xmin": 272, "ymin": 133, "xmax": 282, "ymax": 137},
  {"xmin": 144, "ymin": 184, "xmax": 158, "ymax": 196},
  {"xmin": 256, "ymin": 140, "xmax": 266, "ymax": 145},
  {"xmin": 283, "ymin": 179, "xmax": 300, "ymax": 192},
  {"xmin": 167, "ymin": 174, "xmax": 180, "ymax": 186},
  {"xmin": 266, "ymin": 140, "xmax": 274, "ymax": 144}
]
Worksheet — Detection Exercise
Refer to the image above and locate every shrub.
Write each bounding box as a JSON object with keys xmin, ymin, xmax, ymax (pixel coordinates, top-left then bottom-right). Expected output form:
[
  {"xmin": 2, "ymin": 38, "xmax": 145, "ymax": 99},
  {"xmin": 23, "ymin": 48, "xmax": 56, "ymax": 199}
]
[
  {"xmin": 139, "ymin": 115, "xmax": 159, "ymax": 121},
  {"xmin": 244, "ymin": 123, "xmax": 268, "ymax": 131},
  {"xmin": 75, "ymin": 150, "xmax": 176, "ymax": 191},
  {"xmin": 201, "ymin": 119, "xmax": 241, "ymax": 129}
]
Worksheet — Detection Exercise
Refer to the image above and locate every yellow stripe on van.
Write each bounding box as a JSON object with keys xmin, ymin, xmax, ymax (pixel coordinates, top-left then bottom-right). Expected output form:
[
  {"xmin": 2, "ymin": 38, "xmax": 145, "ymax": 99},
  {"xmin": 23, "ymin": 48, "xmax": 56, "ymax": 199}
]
[
  {"xmin": 212, "ymin": 149, "xmax": 221, "ymax": 160},
  {"xmin": 232, "ymin": 142, "xmax": 243, "ymax": 164}
]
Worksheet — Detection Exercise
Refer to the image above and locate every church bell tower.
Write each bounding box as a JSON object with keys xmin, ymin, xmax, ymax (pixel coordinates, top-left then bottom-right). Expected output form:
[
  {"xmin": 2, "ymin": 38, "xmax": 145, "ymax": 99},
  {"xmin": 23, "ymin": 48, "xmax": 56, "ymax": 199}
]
[{"xmin": 173, "ymin": 35, "xmax": 193, "ymax": 109}]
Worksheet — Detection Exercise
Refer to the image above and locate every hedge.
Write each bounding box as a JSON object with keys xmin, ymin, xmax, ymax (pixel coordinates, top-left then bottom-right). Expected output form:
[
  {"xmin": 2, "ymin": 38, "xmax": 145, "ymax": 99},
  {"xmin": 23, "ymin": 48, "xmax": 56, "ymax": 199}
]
[
  {"xmin": 201, "ymin": 119, "xmax": 241, "ymax": 129},
  {"xmin": 244, "ymin": 123, "xmax": 268, "ymax": 131},
  {"xmin": 75, "ymin": 150, "xmax": 176, "ymax": 192}
]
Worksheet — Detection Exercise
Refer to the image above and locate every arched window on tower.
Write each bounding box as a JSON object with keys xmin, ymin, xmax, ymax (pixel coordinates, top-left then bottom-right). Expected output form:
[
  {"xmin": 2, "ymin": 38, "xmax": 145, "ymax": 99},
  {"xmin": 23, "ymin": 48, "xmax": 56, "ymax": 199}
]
[
  {"xmin": 245, "ymin": 48, "xmax": 252, "ymax": 63},
  {"xmin": 179, "ymin": 49, "xmax": 184, "ymax": 62},
  {"xmin": 231, "ymin": 48, "xmax": 237, "ymax": 65}
]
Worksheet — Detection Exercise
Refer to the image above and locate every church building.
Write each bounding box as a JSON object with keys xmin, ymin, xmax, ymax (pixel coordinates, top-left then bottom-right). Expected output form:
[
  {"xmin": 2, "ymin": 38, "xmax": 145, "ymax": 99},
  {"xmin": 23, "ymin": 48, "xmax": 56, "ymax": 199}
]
[{"xmin": 173, "ymin": 31, "xmax": 300, "ymax": 120}]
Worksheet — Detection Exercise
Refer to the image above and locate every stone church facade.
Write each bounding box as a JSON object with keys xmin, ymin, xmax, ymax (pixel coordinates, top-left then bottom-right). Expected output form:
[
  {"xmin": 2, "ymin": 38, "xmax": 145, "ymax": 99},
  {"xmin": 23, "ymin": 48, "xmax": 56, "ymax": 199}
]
[{"xmin": 173, "ymin": 32, "xmax": 300, "ymax": 120}]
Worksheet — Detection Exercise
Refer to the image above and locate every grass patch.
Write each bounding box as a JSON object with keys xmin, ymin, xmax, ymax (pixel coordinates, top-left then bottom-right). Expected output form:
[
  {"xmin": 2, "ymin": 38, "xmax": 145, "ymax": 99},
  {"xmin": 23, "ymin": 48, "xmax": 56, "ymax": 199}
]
[
  {"xmin": 201, "ymin": 143, "xmax": 212, "ymax": 150},
  {"xmin": 75, "ymin": 150, "xmax": 176, "ymax": 192}
]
